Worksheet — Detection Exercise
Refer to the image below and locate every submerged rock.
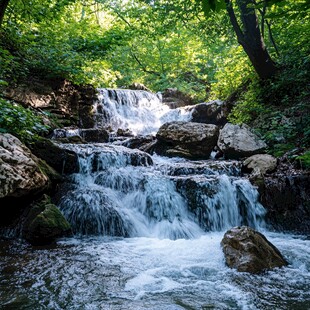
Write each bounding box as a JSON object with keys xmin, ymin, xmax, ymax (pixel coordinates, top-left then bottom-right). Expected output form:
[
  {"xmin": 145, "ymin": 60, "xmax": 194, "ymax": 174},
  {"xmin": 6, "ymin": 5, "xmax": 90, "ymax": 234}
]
[
  {"xmin": 23, "ymin": 195, "xmax": 71, "ymax": 245},
  {"xmin": 0, "ymin": 134, "xmax": 49, "ymax": 198},
  {"xmin": 58, "ymin": 189, "xmax": 130, "ymax": 236},
  {"xmin": 155, "ymin": 121, "xmax": 219, "ymax": 159},
  {"xmin": 221, "ymin": 226, "xmax": 287, "ymax": 273},
  {"xmin": 218, "ymin": 123, "xmax": 267, "ymax": 159}
]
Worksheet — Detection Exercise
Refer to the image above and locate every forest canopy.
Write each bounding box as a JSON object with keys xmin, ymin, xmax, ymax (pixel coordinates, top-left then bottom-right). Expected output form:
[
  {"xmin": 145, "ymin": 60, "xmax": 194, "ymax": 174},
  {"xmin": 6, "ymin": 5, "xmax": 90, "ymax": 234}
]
[{"xmin": 0, "ymin": 0, "xmax": 308, "ymax": 98}]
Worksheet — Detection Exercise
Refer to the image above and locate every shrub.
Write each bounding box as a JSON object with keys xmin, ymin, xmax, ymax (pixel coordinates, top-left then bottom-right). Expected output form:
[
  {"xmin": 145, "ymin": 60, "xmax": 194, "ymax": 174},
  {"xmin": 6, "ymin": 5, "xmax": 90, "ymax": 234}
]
[{"xmin": 0, "ymin": 98, "xmax": 50, "ymax": 143}]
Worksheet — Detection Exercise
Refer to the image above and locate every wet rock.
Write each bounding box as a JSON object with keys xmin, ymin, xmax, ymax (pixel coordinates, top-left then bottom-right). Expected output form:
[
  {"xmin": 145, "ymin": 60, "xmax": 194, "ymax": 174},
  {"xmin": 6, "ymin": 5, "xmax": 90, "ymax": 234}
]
[
  {"xmin": 29, "ymin": 138, "xmax": 79, "ymax": 174},
  {"xmin": 156, "ymin": 121, "xmax": 219, "ymax": 159},
  {"xmin": 80, "ymin": 128, "xmax": 109, "ymax": 143},
  {"xmin": 55, "ymin": 135, "xmax": 86, "ymax": 144},
  {"xmin": 0, "ymin": 134, "xmax": 49, "ymax": 198},
  {"xmin": 218, "ymin": 123, "xmax": 267, "ymax": 159},
  {"xmin": 221, "ymin": 226, "xmax": 288, "ymax": 273},
  {"xmin": 122, "ymin": 135, "xmax": 156, "ymax": 151},
  {"xmin": 259, "ymin": 172, "xmax": 310, "ymax": 234},
  {"xmin": 23, "ymin": 195, "xmax": 71, "ymax": 245},
  {"xmin": 128, "ymin": 82, "xmax": 151, "ymax": 92},
  {"xmin": 243, "ymin": 154, "xmax": 277, "ymax": 176},
  {"xmin": 161, "ymin": 88, "xmax": 195, "ymax": 108},
  {"xmin": 116, "ymin": 128, "xmax": 133, "ymax": 137},
  {"xmin": 189, "ymin": 100, "xmax": 227, "ymax": 126}
]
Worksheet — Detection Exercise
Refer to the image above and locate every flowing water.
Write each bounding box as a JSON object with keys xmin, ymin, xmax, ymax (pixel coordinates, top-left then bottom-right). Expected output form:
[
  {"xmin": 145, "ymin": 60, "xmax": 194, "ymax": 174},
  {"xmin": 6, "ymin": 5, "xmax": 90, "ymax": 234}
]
[
  {"xmin": 94, "ymin": 88, "xmax": 192, "ymax": 135},
  {"xmin": 1, "ymin": 89, "xmax": 309, "ymax": 309}
]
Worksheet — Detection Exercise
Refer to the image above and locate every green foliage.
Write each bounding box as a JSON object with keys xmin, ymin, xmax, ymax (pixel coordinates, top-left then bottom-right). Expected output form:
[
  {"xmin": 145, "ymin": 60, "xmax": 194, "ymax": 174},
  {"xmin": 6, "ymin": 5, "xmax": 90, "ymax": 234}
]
[
  {"xmin": 198, "ymin": 0, "xmax": 226, "ymax": 15},
  {"xmin": 228, "ymin": 62, "xmax": 310, "ymax": 157},
  {"xmin": 210, "ymin": 45, "xmax": 253, "ymax": 100},
  {"xmin": 0, "ymin": 98, "xmax": 50, "ymax": 143},
  {"xmin": 296, "ymin": 151, "xmax": 310, "ymax": 170}
]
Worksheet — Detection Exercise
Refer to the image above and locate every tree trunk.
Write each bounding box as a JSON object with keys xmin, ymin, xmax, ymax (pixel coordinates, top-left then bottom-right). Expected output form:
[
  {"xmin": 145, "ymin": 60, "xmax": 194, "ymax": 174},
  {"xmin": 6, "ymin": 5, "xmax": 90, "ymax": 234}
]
[
  {"xmin": 0, "ymin": 0, "xmax": 10, "ymax": 27},
  {"xmin": 225, "ymin": 0, "xmax": 277, "ymax": 79}
]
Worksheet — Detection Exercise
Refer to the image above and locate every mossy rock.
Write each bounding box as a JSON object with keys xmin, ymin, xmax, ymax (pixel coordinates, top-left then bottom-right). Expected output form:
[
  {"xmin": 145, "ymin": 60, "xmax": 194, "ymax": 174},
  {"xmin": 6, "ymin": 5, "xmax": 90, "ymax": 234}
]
[
  {"xmin": 38, "ymin": 158, "xmax": 62, "ymax": 184},
  {"xmin": 29, "ymin": 137, "xmax": 79, "ymax": 174},
  {"xmin": 23, "ymin": 195, "xmax": 72, "ymax": 245}
]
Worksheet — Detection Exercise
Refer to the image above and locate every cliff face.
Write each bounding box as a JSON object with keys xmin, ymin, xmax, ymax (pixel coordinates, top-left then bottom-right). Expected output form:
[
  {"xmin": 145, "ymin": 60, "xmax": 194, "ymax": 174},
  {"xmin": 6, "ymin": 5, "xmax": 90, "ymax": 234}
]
[{"xmin": 4, "ymin": 78, "xmax": 97, "ymax": 129}]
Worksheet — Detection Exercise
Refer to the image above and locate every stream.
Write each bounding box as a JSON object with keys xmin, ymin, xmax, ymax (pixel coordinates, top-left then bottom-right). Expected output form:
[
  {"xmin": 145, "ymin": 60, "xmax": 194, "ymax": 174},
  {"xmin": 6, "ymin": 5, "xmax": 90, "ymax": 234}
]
[{"xmin": 0, "ymin": 89, "xmax": 309, "ymax": 309}]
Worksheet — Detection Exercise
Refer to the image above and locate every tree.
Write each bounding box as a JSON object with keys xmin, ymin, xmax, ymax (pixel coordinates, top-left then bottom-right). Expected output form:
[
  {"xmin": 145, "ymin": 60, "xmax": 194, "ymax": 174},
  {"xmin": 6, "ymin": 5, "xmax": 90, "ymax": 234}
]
[{"xmin": 199, "ymin": 0, "xmax": 277, "ymax": 79}]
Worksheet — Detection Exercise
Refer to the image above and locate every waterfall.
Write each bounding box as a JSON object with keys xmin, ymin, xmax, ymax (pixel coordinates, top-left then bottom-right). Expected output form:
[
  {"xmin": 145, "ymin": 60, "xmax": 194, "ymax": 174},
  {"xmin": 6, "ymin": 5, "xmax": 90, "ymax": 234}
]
[
  {"xmin": 53, "ymin": 88, "xmax": 267, "ymax": 239},
  {"xmin": 57, "ymin": 143, "xmax": 265, "ymax": 239},
  {"xmin": 94, "ymin": 88, "xmax": 192, "ymax": 135}
]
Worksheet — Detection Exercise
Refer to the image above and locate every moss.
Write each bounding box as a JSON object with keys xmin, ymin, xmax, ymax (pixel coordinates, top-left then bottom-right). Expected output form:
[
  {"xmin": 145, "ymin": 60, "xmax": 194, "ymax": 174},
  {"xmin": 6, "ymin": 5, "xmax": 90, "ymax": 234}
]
[
  {"xmin": 38, "ymin": 158, "xmax": 62, "ymax": 183},
  {"xmin": 23, "ymin": 194, "xmax": 71, "ymax": 245},
  {"xmin": 296, "ymin": 150, "xmax": 310, "ymax": 170},
  {"xmin": 30, "ymin": 204, "xmax": 71, "ymax": 231}
]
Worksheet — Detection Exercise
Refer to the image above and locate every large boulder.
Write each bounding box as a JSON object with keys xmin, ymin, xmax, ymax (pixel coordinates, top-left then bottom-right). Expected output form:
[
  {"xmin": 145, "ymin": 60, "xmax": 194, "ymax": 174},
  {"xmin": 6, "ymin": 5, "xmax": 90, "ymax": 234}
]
[
  {"xmin": 189, "ymin": 100, "xmax": 227, "ymax": 126},
  {"xmin": 29, "ymin": 138, "xmax": 79, "ymax": 174},
  {"xmin": 243, "ymin": 154, "xmax": 277, "ymax": 176},
  {"xmin": 221, "ymin": 226, "xmax": 288, "ymax": 274},
  {"xmin": 155, "ymin": 121, "xmax": 219, "ymax": 159},
  {"xmin": 0, "ymin": 134, "xmax": 49, "ymax": 198},
  {"xmin": 218, "ymin": 123, "xmax": 267, "ymax": 159},
  {"xmin": 23, "ymin": 195, "xmax": 71, "ymax": 245}
]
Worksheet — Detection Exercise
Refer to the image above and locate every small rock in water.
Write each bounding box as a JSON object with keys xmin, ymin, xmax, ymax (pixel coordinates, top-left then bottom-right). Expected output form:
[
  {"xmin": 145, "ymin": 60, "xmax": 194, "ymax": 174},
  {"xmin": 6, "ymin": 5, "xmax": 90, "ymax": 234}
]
[{"xmin": 221, "ymin": 226, "xmax": 288, "ymax": 274}]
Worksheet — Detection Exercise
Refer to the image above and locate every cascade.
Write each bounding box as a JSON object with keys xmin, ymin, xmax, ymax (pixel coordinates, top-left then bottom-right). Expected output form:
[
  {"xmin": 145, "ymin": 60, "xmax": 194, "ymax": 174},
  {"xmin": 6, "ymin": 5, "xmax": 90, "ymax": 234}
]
[
  {"xmin": 2, "ymin": 89, "xmax": 309, "ymax": 310},
  {"xmin": 94, "ymin": 88, "xmax": 192, "ymax": 135},
  {"xmin": 55, "ymin": 88, "xmax": 266, "ymax": 239}
]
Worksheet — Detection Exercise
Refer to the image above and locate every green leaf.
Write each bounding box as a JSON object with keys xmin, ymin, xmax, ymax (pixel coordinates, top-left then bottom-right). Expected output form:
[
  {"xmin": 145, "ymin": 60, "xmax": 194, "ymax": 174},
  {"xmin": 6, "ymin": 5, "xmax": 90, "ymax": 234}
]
[{"xmin": 197, "ymin": 0, "xmax": 226, "ymax": 16}]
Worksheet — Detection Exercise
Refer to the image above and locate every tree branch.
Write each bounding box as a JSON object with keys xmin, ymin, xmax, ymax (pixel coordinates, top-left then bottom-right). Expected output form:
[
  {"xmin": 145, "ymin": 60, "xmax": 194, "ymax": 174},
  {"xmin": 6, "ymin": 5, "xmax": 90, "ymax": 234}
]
[
  {"xmin": 129, "ymin": 48, "xmax": 161, "ymax": 76},
  {"xmin": 224, "ymin": 0, "xmax": 244, "ymax": 42},
  {"xmin": 266, "ymin": 19, "xmax": 280, "ymax": 56}
]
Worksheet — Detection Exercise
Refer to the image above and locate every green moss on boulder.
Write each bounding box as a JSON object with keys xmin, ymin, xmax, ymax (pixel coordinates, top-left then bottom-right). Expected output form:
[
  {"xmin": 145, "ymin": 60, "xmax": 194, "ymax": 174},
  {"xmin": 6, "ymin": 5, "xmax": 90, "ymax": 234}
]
[{"xmin": 23, "ymin": 195, "xmax": 71, "ymax": 245}]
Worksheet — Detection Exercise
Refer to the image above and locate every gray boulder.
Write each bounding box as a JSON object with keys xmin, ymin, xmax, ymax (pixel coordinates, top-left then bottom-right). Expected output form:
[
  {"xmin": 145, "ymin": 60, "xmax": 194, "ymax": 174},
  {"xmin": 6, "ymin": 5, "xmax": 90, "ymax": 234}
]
[
  {"xmin": 189, "ymin": 100, "xmax": 227, "ymax": 126},
  {"xmin": 156, "ymin": 121, "xmax": 219, "ymax": 159},
  {"xmin": 243, "ymin": 154, "xmax": 277, "ymax": 176},
  {"xmin": 218, "ymin": 123, "xmax": 267, "ymax": 159},
  {"xmin": 221, "ymin": 226, "xmax": 288, "ymax": 274},
  {"xmin": 0, "ymin": 134, "xmax": 49, "ymax": 198}
]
